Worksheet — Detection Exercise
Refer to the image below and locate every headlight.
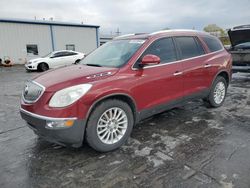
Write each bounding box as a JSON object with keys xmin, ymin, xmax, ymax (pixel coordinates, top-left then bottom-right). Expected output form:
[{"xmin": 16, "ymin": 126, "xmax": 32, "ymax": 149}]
[
  {"xmin": 30, "ymin": 60, "xmax": 38, "ymax": 64},
  {"xmin": 49, "ymin": 84, "xmax": 92, "ymax": 107}
]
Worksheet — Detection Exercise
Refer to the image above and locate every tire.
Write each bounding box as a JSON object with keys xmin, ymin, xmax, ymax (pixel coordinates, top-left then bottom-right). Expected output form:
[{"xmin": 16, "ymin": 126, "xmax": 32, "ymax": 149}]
[
  {"xmin": 74, "ymin": 59, "xmax": 81, "ymax": 64},
  {"xmin": 38, "ymin": 63, "xmax": 49, "ymax": 72},
  {"xmin": 206, "ymin": 76, "xmax": 227, "ymax": 108},
  {"xmin": 86, "ymin": 99, "xmax": 134, "ymax": 152}
]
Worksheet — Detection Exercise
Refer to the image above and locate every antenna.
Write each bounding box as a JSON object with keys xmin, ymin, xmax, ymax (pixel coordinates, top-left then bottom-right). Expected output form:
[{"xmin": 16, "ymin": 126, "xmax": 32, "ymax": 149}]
[{"xmin": 115, "ymin": 28, "xmax": 121, "ymax": 36}]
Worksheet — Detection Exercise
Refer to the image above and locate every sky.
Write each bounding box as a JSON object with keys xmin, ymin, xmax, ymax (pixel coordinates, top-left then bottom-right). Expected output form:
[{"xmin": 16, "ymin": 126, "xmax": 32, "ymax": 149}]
[{"xmin": 0, "ymin": 0, "xmax": 249, "ymax": 35}]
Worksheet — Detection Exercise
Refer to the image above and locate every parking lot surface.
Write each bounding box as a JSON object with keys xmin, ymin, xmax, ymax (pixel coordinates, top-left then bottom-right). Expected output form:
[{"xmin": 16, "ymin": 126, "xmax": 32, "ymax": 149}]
[{"xmin": 0, "ymin": 66, "xmax": 250, "ymax": 188}]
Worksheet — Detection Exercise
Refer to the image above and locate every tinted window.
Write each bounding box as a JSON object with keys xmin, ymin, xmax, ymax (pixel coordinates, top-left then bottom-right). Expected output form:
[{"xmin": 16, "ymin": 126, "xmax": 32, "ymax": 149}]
[
  {"xmin": 202, "ymin": 36, "xmax": 223, "ymax": 52},
  {"xmin": 142, "ymin": 37, "xmax": 177, "ymax": 64},
  {"xmin": 175, "ymin": 37, "xmax": 205, "ymax": 59},
  {"xmin": 67, "ymin": 52, "xmax": 78, "ymax": 56},
  {"xmin": 52, "ymin": 52, "xmax": 68, "ymax": 58}
]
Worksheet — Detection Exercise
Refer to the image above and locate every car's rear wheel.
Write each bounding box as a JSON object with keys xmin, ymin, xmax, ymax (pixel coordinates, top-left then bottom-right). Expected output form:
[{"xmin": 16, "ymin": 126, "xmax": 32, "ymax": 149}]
[
  {"xmin": 38, "ymin": 63, "xmax": 49, "ymax": 72},
  {"xmin": 206, "ymin": 76, "xmax": 227, "ymax": 107},
  {"xmin": 86, "ymin": 99, "xmax": 134, "ymax": 152}
]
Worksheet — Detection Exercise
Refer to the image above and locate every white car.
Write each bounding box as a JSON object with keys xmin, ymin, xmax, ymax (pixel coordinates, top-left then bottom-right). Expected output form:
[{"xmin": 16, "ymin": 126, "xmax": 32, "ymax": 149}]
[{"xmin": 25, "ymin": 50, "xmax": 85, "ymax": 71}]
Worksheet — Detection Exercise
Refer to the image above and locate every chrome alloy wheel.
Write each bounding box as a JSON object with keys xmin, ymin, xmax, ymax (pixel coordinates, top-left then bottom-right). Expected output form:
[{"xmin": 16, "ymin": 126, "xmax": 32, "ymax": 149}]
[
  {"xmin": 213, "ymin": 81, "xmax": 226, "ymax": 104},
  {"xmin": 97, "ymin": 107, "xmax": 128, "ymax": 144}
]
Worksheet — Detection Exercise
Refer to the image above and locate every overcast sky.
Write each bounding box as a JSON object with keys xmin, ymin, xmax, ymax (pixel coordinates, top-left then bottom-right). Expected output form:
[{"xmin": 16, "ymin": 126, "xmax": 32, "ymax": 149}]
[{"xmin": 0, "ymin": 0, "xmax": 249, "ymax": 35}]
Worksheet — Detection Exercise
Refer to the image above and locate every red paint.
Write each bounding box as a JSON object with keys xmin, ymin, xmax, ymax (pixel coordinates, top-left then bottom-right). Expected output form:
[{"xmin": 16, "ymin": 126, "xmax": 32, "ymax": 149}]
[{"xmin": 141, "ymin": 54, "xmax": 161, "ymax": 65}]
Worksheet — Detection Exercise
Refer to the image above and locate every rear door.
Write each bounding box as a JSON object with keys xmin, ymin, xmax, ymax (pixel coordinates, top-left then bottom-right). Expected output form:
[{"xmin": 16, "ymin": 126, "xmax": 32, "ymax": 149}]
[
  {"xmin": 64, "ymin": 52, "xmax": 79, "ymax": 65},
  {"xmin": 174, "ymin": 36, "xmax": 207, "ymax": 98},
  {"xmin": 50, "ymin": 52, "xmax": 70, "ymax": 68},
  {"xmin": 133, "ymin": 37, "xmax": 183, "ymax": 113}
]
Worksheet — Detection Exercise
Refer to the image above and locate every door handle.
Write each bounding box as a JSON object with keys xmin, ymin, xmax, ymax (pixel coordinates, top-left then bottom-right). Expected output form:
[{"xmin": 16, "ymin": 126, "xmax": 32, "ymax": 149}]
[
  {"xmin": 204, "ymin": 64, "xmax": 211, "ymax": 68},
  {"xmin": 173, "ymin": 71, "xmax": 183, "ymax": 76}
]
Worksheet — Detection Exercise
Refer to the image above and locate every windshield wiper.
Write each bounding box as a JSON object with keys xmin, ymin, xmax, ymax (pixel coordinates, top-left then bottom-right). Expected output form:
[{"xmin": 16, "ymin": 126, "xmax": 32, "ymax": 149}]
[{"xmin": 85, "ymin": 63, "xmax": 102, "ymax": 67}]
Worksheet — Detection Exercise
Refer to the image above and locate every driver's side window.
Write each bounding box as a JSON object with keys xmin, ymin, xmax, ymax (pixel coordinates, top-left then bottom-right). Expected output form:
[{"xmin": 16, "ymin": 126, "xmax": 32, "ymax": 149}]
[{"xmin": 134, "ymin": 37, "xmax": 177, "ymax": 68}]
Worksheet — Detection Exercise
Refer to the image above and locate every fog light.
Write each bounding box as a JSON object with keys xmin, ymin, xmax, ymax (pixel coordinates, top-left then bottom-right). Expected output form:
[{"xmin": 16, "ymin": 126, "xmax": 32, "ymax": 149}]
[{"xmin": 46, "ymin": 120, "xmax": 74, "ymax": 129}]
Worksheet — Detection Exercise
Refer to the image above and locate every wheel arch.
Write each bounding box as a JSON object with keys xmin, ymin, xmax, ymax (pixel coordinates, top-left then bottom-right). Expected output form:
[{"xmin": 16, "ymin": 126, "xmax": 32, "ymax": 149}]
[
  {"xmin": 86, "ymin": 93, "xmax": 138, "ymax": 124},
  {"xmin": 214, "ymin": 70, "xmax": 230, "ymax": 87},
  {"xmin": 38, "ymin": 62, "xmax": 49, "ymax": 69}
]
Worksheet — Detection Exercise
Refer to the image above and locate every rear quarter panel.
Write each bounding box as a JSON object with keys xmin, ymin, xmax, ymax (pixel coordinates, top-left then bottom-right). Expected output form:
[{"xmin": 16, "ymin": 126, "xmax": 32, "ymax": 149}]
[{"xmin": 205, "ymin": 50, "xmax": 232, "ymax": 87}]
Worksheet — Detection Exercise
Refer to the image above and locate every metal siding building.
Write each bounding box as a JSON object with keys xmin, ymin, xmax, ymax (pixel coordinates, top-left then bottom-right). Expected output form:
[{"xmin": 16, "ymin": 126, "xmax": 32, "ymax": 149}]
[{"xmin": 0, "ymin": 19, "xmax": 99, "ymax": 64}]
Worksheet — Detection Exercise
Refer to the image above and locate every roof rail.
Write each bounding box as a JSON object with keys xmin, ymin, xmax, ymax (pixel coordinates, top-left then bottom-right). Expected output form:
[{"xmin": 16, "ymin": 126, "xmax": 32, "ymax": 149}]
[
  {"xmin": 114, "ymin": 33, "xmax": 148, "ymax": 39},
  {"xmin": 150, "ymin": 29, "xmax": 203, "ymax": 35},
  {"xmin": 114, "ymin": 34, "xmax": 136, "ymax": 39}
]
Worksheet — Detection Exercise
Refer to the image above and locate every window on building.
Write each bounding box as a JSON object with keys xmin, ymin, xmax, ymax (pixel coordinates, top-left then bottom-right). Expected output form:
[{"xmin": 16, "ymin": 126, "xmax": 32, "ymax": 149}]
[
  {"xmin": 26, "ymin": 44, "xmax": 38, "ymax": 55},
  {"xmin": 175, "ymin": 37, "xmax": 205, "ymax": 59},
  {"xmin": 202, "ymin": 36, "xmax": 223, "ymax": 52},
  {"xmin": 66, "ymin": 44, "xmax": 75, "ymax": 51}
]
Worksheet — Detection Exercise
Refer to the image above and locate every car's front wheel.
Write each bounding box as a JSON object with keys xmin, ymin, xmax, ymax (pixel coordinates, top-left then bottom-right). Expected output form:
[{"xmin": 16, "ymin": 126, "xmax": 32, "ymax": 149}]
[
  {"xmin": 206, "ymin": 76, "xmax": 227, "ymax": 107},
  {"xmin": 86, "ymin": 99, "xmax": 134, "ymax": 152},
  {"xmin": 38, "ymin": 63, "xmax": 49, "ymax": 72}
]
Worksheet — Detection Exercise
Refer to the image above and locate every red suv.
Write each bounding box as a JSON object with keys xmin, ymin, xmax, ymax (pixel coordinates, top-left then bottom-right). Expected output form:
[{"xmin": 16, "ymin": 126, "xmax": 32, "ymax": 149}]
[{"xmin": 20, "ymin": 30, "xmax": 232, "ymax": 152}]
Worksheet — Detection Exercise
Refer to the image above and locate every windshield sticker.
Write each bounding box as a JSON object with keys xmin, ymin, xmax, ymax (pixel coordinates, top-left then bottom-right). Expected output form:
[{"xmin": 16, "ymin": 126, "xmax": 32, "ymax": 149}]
[{"xmin": 129, "ymin": 40, "xmax": 145, "ymax": 44}]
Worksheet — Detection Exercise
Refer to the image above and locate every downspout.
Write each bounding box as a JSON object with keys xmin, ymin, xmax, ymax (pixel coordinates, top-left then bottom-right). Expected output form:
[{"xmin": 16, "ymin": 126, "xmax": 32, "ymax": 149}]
[
  {"xmin": 96, "ymin": 27, "xmax": 100, "ymax": 48},
  {"xmin": 49, "ymin": 25, "xmax": 55, "ymax": 51}
]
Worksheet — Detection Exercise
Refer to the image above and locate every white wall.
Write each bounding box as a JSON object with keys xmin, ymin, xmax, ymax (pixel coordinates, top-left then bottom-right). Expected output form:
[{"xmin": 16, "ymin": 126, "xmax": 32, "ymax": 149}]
[
  {"xmin": 0, "ymin": 22, "xmax": 98, "ymax": 64},
  {"xmin": 0, "ymin": 22, "xmax": 52, "ymax": 64},
  {"xmin": 52, "ymin": 25, "xmax": 97, "ymax": 54}
]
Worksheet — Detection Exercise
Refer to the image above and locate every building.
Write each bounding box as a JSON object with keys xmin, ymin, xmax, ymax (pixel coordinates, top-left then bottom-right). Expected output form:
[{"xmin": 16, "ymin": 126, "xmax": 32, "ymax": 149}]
[
  {"xmin": 0, "ymin": 18, "xmax": 100, "ymax": 64},
  {"xmin": 100, "ymin": 34, "xmax": 114, "ymax": 45}
]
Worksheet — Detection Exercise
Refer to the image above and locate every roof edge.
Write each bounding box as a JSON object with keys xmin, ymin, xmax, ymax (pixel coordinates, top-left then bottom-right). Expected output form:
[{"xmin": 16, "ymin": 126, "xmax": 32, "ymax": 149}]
[{"xmin": 0, "ymin": 18, "xmax": 100, "ymax": 28}]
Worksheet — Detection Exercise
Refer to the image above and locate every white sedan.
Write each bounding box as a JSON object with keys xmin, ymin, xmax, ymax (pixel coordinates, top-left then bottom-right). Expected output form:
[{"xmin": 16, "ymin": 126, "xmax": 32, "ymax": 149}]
[{"xmin": 25, "ymin": 50, "xmax": 85, "ymax": 71}]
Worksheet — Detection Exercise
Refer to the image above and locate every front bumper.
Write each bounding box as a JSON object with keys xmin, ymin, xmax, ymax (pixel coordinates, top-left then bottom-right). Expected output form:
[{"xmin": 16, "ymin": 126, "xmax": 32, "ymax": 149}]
[
  {"xmin": 25, "ymin": 64, "xmax": 37, "ymax": 70},
  {"xmin": 20, "ymin": 108, "xmax": 86, "ymax": 148}
]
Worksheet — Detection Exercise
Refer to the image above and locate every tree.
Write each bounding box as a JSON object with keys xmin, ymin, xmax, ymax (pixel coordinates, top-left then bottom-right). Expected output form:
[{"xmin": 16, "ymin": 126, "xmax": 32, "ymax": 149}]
[{"xmin": 203, "ymin": 24, "xmax": 226, "ymax": 37}]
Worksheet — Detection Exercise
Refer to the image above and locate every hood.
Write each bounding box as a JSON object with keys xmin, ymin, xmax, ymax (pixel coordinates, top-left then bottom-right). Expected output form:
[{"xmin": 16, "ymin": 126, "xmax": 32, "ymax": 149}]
[
  {"xmin": 228, "ymin": 27, "xmax": 250, "ymax": 47},
  {"xmin": 30, "ymin": 57, "xmax": 48, "ymax": 63},
  {"xmin": 32, "ymin": 65, "xmax": 118, "ymax": 91}
]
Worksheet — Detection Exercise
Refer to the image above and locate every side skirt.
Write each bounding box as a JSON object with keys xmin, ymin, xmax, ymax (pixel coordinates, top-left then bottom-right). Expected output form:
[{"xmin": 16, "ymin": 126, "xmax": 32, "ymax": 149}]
[{"xmin": 136, "ymin": 89, "xmax": 210, "ymax": 123}]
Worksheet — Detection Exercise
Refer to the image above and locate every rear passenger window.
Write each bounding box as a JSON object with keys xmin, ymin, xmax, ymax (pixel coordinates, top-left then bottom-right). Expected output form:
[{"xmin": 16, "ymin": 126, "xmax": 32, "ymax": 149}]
[
  {"xmin": 202, "ymin": 36, "xmax": 223, "ymax": 52},
  {"xmin": 142, "ymin": 37, "xmax": 177, "ymax": 64},
  {"xmin": 175, "ymin": 37, "xmax": 205, "ymax": 59}
]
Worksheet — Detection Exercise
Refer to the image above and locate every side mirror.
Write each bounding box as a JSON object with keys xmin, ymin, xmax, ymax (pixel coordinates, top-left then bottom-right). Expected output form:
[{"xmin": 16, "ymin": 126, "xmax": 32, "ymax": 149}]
[{"xmin": 140, "ymin": 54, "xmax": 160, "ymax": 67}]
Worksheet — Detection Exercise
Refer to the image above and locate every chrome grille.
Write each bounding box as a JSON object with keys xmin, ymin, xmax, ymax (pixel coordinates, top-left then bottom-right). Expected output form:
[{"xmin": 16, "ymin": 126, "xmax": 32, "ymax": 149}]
[{"xmin": 22, "ymin": 81, "xmax": 45, "ymax": 103}]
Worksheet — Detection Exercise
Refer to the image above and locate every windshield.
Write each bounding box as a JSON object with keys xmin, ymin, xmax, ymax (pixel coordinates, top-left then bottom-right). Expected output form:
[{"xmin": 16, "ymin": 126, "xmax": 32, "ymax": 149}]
[
  {"xmin": 234, "ymin": 42, "xmax": 250, "ymax": 50},
  {"xmin": 80, "ymin": 39, "xmax": 145, "ymax": 68},
  {"xmin": 42, "ymin": 52, "xmax": 53, "ymax": 58}
]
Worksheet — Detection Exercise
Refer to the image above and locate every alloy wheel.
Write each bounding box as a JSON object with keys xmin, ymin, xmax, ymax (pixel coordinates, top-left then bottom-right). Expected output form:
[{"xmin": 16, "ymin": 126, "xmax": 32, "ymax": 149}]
[
  {"xmin": 213, "ymin": 81, "xmax": 226, "ymax": 104},
  {"xmin": 96, "ymin": 107, "xmax": 128, "ymax": 144}
]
